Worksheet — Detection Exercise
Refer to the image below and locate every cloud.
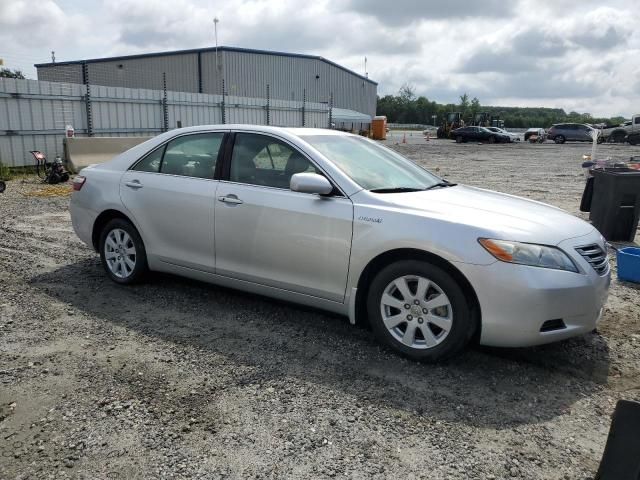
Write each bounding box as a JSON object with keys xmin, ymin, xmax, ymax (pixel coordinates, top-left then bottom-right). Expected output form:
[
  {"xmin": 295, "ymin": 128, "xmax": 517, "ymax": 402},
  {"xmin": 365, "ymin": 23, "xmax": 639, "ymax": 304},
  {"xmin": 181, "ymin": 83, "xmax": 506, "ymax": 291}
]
[
  {"xmin": 344, "ymin": 0, "xmax": 517, "ymax": 25},
  {"xmin": 0, "ymin": 0, "xmax": 638, "ymax": 118}
]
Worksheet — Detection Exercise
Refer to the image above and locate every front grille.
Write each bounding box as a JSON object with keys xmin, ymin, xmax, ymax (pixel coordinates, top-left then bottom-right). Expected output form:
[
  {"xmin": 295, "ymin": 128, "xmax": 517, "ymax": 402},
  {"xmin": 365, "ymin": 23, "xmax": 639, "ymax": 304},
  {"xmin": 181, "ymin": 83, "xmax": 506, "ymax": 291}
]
[{"xmin": 575, "ymin": 244, "xmax": 609, "ymax": 275}]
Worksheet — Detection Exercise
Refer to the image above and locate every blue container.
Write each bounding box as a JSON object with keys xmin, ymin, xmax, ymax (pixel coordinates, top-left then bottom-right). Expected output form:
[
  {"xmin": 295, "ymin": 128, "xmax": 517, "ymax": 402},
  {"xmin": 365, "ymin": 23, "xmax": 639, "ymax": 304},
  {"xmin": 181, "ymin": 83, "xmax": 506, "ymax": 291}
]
[{"xmin": 617, "ymin": 247, "xmax": 640, "ymax": 283}]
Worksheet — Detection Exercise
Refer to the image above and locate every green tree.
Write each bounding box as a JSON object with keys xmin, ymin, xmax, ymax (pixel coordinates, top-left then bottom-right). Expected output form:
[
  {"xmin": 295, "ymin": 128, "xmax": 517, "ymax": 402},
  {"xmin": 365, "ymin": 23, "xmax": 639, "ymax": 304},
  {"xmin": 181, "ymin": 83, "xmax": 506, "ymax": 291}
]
[
  {"xmin": 0, "ymin": 68, "xmax": 26, "ymax": 79},
  {"xmin": 459, "ymin": 93, "xmax": 470, "ymax": 111},
  {"xmin": 398, "ymin": 83, "xmax": 416, "ymax": 103},
  {"xmin": 470, "ymin": 97, "xmax": 481, "ymax": 117}
]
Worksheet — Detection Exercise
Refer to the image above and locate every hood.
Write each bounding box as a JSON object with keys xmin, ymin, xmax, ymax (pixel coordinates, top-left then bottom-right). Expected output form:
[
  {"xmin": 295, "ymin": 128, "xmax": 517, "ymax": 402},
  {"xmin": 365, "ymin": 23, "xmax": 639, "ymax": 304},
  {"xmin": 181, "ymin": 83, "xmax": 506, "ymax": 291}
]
[{"xmin": 366, "ymin": 185, "xmax": 594, "ymax": 245}]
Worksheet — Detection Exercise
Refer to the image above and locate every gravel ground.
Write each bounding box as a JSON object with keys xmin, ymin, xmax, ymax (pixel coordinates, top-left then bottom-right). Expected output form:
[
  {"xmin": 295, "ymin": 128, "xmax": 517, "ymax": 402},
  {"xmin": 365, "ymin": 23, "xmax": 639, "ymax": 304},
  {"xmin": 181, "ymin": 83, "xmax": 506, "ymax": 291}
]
[{"xmin": 1, "ymin": 140, "xmax": 639, "ymax": 480}]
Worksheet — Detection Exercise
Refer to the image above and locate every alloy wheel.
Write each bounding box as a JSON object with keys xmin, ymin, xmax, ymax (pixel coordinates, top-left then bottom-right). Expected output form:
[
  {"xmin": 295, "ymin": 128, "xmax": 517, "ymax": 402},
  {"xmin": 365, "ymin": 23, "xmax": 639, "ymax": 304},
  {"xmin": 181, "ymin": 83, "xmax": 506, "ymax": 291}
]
[
  {"xmin": 104, "ymin": 228, "xmax": 136, "ymax": 279},
  {"xmin": 379, "ymin": 275, "xmax": 453, "ymax": 349}
]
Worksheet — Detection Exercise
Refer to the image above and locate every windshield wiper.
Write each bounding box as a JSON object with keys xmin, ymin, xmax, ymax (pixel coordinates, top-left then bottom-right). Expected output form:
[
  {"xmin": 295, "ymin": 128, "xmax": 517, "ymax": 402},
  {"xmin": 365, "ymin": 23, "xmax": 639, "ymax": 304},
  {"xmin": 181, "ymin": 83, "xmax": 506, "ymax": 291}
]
[
  {"xmin": 423, "ymin": 181, "xmax": 457, "ymax": 191},
  {"xmin": 369, "ymin": 187, "xmax": 425, "ymax": 193}
]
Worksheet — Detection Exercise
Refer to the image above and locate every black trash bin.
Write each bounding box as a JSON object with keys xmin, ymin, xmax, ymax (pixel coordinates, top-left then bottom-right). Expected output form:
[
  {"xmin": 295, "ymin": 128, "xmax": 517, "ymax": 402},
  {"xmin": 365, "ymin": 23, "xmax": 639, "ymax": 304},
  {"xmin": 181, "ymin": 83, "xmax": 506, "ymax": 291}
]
[{"xmin": 589, "ymin": 168, "xmax": 640, "ymax": 241}]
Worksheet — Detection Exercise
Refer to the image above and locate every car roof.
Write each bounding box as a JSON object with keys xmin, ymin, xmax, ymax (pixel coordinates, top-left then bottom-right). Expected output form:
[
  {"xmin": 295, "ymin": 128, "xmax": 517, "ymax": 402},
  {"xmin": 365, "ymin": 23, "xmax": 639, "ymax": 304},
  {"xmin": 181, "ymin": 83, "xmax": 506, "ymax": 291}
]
[{"xmin": 160, "ymin": 124, "xmax": 349, "ymax": 138}]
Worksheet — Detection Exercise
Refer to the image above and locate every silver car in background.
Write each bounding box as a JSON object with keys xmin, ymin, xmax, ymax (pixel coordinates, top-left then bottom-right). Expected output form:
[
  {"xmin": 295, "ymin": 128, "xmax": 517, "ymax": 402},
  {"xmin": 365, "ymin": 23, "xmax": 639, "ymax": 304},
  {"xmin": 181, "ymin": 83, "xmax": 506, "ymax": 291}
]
[{"xmin": 70, "ymin": 125, "xmax": 610, "ymax": 361}]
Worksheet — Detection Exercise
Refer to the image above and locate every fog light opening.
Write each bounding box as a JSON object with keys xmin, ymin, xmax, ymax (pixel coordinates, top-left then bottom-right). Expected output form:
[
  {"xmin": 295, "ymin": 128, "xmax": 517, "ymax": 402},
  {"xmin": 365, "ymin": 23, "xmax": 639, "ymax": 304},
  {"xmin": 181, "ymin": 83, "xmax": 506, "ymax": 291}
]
[{"xmin": 540, "ymin": 319, "xmax": 567, "ymax": 333}]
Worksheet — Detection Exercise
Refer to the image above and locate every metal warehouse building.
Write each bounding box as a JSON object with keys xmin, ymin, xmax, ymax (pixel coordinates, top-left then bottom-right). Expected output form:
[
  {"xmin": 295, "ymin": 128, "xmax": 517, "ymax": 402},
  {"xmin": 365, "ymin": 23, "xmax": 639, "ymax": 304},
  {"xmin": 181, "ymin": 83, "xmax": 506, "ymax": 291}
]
[{"xmin": 35, "ymin": 46, "xmax": 377, "ymax": 119}]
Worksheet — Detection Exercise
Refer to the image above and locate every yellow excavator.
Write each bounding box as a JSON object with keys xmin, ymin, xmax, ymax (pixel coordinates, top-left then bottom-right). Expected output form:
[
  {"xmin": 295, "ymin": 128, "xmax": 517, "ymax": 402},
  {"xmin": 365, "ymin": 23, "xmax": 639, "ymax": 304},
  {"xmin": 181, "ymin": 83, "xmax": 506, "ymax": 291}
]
[{"xmin": 437, "ymin": 112, "xmax": 464, "ymax": 139}]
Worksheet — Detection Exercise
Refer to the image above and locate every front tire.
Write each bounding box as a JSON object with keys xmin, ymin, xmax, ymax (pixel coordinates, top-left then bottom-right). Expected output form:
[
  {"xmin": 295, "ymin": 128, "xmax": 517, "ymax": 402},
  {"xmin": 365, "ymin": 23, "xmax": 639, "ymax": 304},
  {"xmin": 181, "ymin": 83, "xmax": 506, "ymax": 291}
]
[
  {"xmin": 366, "ymin": 260, "xmax": 474, "ymax": 362},
  {"xmin": 554, "ymin": 135, "xmax": 565, "ymax": 144},
  {"xmin": 488, "ymin": 135, "xmax": 496, "ymax": 144},
  {"xmin": 99, "ymin": 218, "xmax": 148, "ymax": 284}
]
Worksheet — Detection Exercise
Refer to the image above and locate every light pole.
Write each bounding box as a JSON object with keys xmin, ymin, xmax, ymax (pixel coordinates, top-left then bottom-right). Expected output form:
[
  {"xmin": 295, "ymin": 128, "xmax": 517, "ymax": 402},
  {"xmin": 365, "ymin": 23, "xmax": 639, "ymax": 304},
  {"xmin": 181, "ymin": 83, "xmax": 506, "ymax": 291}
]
[
  {"xmin": 432, "ymin": 114, "xmax": 436, "ymax": 127},
  {"xmin": 213, "ymin": 17, "xmax": 219, "ymax": 70}
]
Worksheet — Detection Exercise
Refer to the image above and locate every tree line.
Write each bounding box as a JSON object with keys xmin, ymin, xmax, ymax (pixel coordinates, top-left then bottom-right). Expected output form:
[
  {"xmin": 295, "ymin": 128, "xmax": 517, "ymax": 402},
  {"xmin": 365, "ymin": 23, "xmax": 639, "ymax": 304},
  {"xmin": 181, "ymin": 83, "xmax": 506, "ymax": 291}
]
[{"xmin": 377, "ymin": 84, "xmax": 626, "ymax": 129}]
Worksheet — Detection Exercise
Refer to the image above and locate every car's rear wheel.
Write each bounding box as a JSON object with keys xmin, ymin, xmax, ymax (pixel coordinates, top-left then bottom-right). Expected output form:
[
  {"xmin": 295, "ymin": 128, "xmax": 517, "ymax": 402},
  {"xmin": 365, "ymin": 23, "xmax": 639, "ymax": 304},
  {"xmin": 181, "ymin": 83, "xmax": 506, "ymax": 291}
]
[
  {"xmin": 488, "ymin": 135, "xmax": 496, "ymax": 144},
  {"xmin": 99, "ymin": 218, "xmax": 148, "ymax": 284},
  {"xmin": 366, "ymin": 260, "xmax": 474, "ymax": 362},
  {"xmin": 610, "ymin": 131, "xmax": 627, "ymax": 143},
  {"xmin": 554, "ymin": 135, "xmax": 565, "ymax": 144},
  {"xmin": 456, "ymin": 135, "xmax": 463, "ymax": 143}
]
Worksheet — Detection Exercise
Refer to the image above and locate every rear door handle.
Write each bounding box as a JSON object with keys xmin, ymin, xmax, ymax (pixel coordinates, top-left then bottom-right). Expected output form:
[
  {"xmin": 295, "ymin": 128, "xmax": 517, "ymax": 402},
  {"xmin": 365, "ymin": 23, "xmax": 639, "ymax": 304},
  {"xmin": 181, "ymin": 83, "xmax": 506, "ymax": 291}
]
[
  {"xmin": 125, "ymin": 180, "xmax": 143, "ymax": 189},
  {"xmin": 217, "ymin": 195, "xmax": 243, "ymax": 205}
]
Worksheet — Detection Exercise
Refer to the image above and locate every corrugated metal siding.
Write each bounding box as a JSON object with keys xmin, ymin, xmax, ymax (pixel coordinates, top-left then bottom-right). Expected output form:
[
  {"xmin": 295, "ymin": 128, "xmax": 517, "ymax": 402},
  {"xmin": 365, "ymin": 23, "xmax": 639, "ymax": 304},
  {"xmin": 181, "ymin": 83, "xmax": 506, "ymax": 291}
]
[
  {"xmin": 0, "ymin": 78, "xmax": 85, "ymax": 167},
  {"xmin": 86, "ymin": 54, "xmax": 199, "ymax": 93},
  {"xmin": 0, "ymin": 78, "xmax": 340, "ymax": 167},
  {"xmin": 36, "ymin": 64, "xmax": 83, "ymax": 84},
  {"xmin": 35, "ymin": 50, "xmax": 377, "ymax": 117}
]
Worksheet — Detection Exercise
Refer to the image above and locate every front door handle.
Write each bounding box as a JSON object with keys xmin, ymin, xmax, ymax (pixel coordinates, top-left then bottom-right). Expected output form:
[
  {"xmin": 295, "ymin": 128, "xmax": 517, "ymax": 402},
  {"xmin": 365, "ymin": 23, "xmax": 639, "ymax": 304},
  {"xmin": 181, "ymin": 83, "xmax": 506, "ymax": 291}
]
[
  {"xmin": 217, "ymin": 195, "xmax": 243, "ymax": 205},
  {"xmin": 125, "ymin": 180, "xmax": 143, "ymax": 189}
]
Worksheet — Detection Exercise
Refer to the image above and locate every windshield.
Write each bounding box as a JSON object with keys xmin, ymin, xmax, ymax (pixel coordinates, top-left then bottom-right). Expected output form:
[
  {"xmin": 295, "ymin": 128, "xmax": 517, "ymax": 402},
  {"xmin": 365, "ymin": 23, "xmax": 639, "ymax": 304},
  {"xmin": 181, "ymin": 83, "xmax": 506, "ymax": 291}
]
[{"xmin": 302, "ymin": 135, "xmax": 442, "ymax": 191}]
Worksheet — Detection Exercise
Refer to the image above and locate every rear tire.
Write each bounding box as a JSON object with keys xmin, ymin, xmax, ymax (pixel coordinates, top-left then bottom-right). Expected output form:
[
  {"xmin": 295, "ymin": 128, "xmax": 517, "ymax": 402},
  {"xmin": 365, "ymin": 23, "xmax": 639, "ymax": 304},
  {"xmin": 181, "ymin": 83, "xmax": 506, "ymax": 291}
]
[
  {"xmin": 456, "ymin": 135, "xmax": 463, "ymax": 143},
  {"xmin": 488, "ymin": 136, "xmax": 496, "ymax": 144},
  {"xmin": 366, "ymin": 260, "xmax": 474, "ymax": 362},
  {"xmin": 99, "ymin": 218, "xmax": 148, "ymax": 284},
  {"xmin": 554, "ymin": 135, "xmax": 565, "ymax": 144},
  {"xmin": 610, "ymin": 131, "xmax": 627, "ymax": 143}
]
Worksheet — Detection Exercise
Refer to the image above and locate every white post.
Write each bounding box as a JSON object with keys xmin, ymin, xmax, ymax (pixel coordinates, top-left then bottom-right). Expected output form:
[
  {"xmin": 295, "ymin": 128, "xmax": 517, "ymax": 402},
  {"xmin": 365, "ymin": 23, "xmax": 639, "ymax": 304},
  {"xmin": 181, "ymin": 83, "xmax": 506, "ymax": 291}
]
[
  {"xmin": 213, "ymin": 18, "xmax": 219, "ymax": 70},
  {"xmin": 589, "ymin": 128, "xmax": 599, "ymax": 163}
]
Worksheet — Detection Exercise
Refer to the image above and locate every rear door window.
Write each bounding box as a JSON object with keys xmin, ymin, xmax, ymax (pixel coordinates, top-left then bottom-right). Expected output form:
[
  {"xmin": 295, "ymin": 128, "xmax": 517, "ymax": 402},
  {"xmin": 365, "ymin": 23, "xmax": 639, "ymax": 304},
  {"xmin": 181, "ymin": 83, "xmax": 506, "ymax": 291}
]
[
  {"xmin": 133, "ymin": 146, "xmax": 164, "ymax": 173},
  {"xmin": 160, "ymin": 133, "xmax": 224, "ymax": 179}
]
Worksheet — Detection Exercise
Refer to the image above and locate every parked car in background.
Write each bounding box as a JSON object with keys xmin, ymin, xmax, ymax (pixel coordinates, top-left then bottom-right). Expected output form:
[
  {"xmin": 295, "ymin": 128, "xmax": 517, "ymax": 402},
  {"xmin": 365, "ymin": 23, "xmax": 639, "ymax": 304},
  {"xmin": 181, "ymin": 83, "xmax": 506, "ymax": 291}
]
[
  {"xmin": 601, "ymin": 114, "xmax": 640, "ymax": 143},
  {"xmin": 486, "ymin": 127, "xmax": 520, "ymax": 142},
  {"xmin": 547, "ymin": 123, "xmax": 595, "ymax": 144},
  {"xmin": 70, "ymin": 125, "xmax": 610, "ymax": 361},
  {"xmin": 626, "ymin": 131, "xmax": 640, "ymax": 145},
  {"xmin": 451, "ymin": 126, "xmax": 510, "ymax": 143},
  {"xmin": 524, "ymin": 128, "xmax": 546, "ymax": 142}
]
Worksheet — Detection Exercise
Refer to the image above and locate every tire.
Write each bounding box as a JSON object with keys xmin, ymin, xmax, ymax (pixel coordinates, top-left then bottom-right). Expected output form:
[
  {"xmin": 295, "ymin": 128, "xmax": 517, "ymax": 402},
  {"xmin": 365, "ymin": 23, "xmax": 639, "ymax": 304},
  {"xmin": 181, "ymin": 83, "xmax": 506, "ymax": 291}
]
[
  {"xmin": 597, "ymin": 136, "xmax": 604, "ymax": 144},
  {"xmin": 99, "ymin": 218, "xmax": 148, "ymax": 284},
  {"xmin": 629, "ymin": 136, "xmax": 639, "ymax": 146},
  {"xmin": 610, "ymin": 131, "xmax": 626, "ymax": 143},
  {"xmin": 366, "ymin": 260, "xmax": 475, "ymax": 362},
  {"xmin": 488, "ymin": 136, "xmax": 496, "ymax": 144},
  {"xmin": 456, "ymin": 135, "xmax": 463, "ymax": 143},
  {"xmin": 554, "ymin": 135, "xmax": 565, "ymax": 144}
]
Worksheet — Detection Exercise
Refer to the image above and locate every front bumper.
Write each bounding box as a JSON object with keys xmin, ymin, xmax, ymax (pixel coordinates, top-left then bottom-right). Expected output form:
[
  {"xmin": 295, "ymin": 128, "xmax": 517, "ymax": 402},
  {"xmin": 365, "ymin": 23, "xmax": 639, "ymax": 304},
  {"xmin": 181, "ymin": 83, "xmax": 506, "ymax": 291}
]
[{"xmin": 455, "ymin": 231, "xmax": 611, "ymax": 347}]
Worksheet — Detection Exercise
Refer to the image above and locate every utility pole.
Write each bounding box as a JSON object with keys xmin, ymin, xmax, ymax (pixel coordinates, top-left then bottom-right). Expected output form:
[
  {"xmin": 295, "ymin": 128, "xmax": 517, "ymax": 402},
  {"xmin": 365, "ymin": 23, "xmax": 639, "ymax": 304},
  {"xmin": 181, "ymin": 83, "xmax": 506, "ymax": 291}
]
[
  {"xmin": 213, "ymin": 17, "xmax": 219, "ymax": 70},
  {"xmin": 51, "ymin": 51, "xmax": 56, "ymax": 63},
  {"xmin": 364, "ymin": 56, "xmax": 368, "ymax": 78}
]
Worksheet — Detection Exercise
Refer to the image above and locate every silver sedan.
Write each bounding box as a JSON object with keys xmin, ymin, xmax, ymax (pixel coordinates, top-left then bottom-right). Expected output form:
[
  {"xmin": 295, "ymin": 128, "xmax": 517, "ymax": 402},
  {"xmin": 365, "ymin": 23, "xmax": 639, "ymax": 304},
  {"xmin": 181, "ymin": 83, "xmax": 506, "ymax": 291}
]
[{"xmin": 70, "ymin": 125, "xmax": 610, "ymax": 361}]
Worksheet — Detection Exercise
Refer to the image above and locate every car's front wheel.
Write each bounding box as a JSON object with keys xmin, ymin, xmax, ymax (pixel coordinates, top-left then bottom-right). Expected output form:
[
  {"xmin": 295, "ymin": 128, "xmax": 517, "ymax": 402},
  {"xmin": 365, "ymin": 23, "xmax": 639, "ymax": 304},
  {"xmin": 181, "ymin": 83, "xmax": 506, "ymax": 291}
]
[
  {"xmin": 554, "ymin": 135, "xmax": 565, "ymax": 144},
  {"xmin": 366, "ymin": 260, "xmax": 474, "ymax": 362},
  {"xmin": 99, "ymin": 218, "xmax": 148, "ymax": 284}
]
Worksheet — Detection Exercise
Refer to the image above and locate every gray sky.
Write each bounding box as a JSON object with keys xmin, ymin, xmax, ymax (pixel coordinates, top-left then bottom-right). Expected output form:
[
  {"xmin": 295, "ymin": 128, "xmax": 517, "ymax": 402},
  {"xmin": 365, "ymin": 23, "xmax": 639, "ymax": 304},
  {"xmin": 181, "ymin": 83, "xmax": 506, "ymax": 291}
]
[{"xmin": 1, "ymin": 0, "xmax": 638, "ymax": 117}]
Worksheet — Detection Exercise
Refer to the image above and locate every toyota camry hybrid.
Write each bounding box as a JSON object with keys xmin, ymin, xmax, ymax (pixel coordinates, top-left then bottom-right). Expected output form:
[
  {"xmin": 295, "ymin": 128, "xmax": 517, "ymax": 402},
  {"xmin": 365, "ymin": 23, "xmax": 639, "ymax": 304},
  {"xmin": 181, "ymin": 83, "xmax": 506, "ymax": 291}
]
[{"xmin": 70, "ymin": 125, "xmax": 611, "ymax": 361}]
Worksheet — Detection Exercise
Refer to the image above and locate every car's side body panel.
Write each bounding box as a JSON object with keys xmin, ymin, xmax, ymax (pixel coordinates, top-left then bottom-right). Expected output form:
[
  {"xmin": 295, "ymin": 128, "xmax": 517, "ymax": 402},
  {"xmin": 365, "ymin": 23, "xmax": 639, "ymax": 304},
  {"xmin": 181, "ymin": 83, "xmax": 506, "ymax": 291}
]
[
  {"xmin": 214, "ymin": 181, "xmax": 354, "ymax": 302},
  {"xmin": 119, "ymin": 170, "xmax": 219, "ymax": 273}
]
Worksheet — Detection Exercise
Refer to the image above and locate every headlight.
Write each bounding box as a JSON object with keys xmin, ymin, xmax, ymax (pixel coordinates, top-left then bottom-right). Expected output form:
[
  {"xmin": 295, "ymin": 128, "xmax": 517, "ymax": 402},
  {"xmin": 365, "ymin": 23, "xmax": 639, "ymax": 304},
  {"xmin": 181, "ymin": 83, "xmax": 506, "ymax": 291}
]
[{"xmin": 478, "ymin": 238, "xmax": 578, "ymax": 272}]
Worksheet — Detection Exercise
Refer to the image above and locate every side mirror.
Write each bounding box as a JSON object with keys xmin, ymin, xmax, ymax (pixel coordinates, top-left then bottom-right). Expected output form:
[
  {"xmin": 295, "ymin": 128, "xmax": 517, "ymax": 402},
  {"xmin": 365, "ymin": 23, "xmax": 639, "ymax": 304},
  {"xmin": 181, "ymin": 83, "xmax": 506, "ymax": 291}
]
[{"xmin": 290, "ymin": 172, "xmax": 333, "ymax": 195}]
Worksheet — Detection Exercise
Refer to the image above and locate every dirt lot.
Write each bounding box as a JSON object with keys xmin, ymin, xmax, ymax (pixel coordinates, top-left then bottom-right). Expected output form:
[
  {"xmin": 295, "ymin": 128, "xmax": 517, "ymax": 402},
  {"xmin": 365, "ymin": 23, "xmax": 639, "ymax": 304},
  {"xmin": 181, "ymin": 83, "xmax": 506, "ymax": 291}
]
[{"xmin": 1, "ymin": 140, "xmax": 639, "ymax": 480}]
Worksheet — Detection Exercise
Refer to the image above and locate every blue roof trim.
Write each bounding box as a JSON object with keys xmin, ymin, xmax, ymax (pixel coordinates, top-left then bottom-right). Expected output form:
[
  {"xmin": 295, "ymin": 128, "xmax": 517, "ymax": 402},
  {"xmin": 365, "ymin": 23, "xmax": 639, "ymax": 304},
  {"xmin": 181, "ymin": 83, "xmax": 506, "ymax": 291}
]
[{"xmin": 34, "ymin": 46, "xmax": 378, "ymax": 85}]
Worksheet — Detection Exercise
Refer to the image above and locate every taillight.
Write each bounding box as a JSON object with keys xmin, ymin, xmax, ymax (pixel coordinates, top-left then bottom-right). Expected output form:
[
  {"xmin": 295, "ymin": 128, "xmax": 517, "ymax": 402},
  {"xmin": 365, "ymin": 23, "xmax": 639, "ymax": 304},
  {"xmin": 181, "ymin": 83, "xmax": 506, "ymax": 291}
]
[{"xmin": 73, "ymin": 176, "xmax": 86, "ymax": 191}]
